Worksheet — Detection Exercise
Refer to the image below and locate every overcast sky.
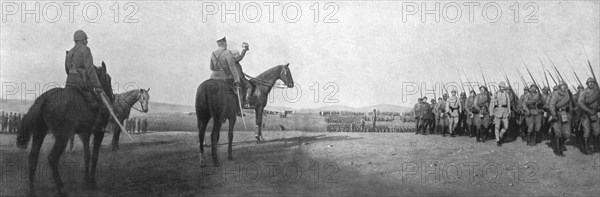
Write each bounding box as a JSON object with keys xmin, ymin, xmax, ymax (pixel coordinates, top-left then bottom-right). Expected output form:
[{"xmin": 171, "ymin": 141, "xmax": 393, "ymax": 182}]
[{"xmin": 1, "ymin": 1, "xmax": 598, "ymax": 108}]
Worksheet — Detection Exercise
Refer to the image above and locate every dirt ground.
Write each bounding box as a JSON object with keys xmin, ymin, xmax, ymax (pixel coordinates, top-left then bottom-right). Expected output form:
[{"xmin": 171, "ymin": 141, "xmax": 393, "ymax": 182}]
[{"xmin": 1, "ymin": 131, "xmax": 599, "ymax": 196}]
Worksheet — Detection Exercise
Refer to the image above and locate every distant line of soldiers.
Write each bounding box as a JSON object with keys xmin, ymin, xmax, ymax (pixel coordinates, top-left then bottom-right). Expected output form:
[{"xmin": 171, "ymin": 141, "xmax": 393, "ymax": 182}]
[
  {"xmin": 124, "ymin": 118, "xmax": 149, "ymax": 133},
  {"xmin": 412, "ymin": 78, "xmax": 599, "ymax": 157},
  {"xmin": 0, "ymin": 111, "xmax": 23, "ymax": 133}
]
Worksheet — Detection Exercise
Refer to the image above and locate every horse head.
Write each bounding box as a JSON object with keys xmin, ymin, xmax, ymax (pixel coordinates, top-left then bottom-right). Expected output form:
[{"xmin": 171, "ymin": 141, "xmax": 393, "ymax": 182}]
[
  {"xmin": 279, "ymin": 63, "xmax": 294, "ymax": 88},
  {"xmin": 97, "ymin": 61, "xmax": 114, "ymax": 101},
  {"xmin": 138, "ymin": 88, "xmax": 150, "ymax": 113}
]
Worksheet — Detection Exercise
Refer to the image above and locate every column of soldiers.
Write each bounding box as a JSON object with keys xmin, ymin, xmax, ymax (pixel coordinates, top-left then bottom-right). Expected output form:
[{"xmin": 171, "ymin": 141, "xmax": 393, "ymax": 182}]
[
  {"xmin": 0, "ymin": 111, "xmax": 23, "ymax": 133},
  {"xmin": 412, "ymin": 77, "xmax": 600, "ymax": 157},
  {"xmin": 123, "ymin": 118, "xmax": 149, "ymax": 133}
]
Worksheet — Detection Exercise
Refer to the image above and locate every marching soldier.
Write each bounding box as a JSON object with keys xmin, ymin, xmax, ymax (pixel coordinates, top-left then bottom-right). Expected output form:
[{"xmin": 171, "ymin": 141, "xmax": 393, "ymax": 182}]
[
  {"xmin": 474, "ymin": 86, "xmax": 491, "ymax": 142},
  {"xmin": 446, "ymin": 90, "xmax": 462, "ymax": 137},
  {"xmin": 490, "ymin": 82, "xmax": 512, "ymax": 146},
  {"xmin": 137, "ymin": 119, "xmax": 142, "ymax": 133},
  {"xmin": 438, "ymin": 94, "xmax": 449, "ymax": 136},
  {"xmin": 413, "ymin": 98, "xmax": 422, "ymax": 134},
  {"xmin": 434, "ymin": 98, "xmax": 442, "ymax": 134},
  {"xmin": 143, "ymin": 118, "xmax": 148, "ymax": 133},
  {"xmin": 522, "ymin": 84, "xmax": 544, "ymax": 146},
  {"xmin": 540, "ymin": 86, "xmax": 551, "ymax": 140},
  {"xmin": 572, "ymin": 85, "xmax": 585, "ymax": 139},
  {"xmin": 549, "ymin": 81, "xmax": 573, "ymax": 157},
  {"xmin": 7, "ymin": 112, "xmax": 12, "ymax": 133},
  {"xmin": 421, "ymin": 97, "xmax": 432, "ymax": 135},
  {"xmin": 518, "ymin": 87, "xmax": 530, "ymax": 141},
  {"xmin": 578, "ymin": 78, "xmax": 600, "ymax": 155},
  {"xmin": 458, "ymin": 92, "xmax": 468, "ymax": 136},
  {"xmin": 465, "ymin": 90, "xmax": 477, "ymax": 137},
  {"xmin": 0, "ymin": 112, "xmax": 4, "ymax": 133},
  {"xmin": 430, "ymin": 99, "xmax": 437, "ymax": 134}
]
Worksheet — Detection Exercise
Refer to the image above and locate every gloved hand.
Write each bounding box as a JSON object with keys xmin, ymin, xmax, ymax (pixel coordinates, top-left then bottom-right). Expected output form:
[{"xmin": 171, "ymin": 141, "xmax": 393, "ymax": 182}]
[
  {"xmin": 93, "ymin": 87, "xmax": 103, "ymax": 93},
  {"xmin": 242, "ymin": 42, "xmax": 249, "ymax": 51}
]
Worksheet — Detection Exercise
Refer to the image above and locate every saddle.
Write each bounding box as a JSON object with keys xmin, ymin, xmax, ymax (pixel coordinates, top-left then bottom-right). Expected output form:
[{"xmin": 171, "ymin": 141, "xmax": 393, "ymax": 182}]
[{"xmin": 66, "ymin": 86, "xmax": 102, "ymax": 109}]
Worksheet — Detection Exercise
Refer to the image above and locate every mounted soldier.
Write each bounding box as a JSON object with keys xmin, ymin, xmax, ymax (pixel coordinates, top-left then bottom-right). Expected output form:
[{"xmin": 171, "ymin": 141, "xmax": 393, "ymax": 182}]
[
  {"xmin": 231, "ymin": 42, "xmax": 255, "ymax": 108},
  {"xmin": 65, "ymin": 30, "xmax": 111, "ymax": 129},
  {"xmin": 211, "ymin": 37, "xmax": 241, "ymax": 84}
]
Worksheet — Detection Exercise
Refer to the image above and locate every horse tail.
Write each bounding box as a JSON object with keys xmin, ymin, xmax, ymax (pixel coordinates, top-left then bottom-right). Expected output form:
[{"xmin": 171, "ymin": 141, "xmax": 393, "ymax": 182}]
[{"xmin": 16, "ymin": 89, "xmax": 51, "ymax": 149}]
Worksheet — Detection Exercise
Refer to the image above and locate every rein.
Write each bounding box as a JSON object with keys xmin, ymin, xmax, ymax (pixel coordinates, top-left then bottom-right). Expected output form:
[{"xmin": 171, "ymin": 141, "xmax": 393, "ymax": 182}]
[
  {"xmin": 119, "ymin": 90, "xmax": 145, "ymax": 113},
  {"xmin": 243, "ymin": 72, "xmax": 288, "ymax": 89}
]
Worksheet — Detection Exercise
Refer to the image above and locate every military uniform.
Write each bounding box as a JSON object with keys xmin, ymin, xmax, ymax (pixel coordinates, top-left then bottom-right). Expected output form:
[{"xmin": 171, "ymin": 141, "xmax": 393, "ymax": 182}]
[
  {"xmin": 522, "ymin": 85, "xmax": 544, "ymax": 146},
  {"xmin": 446, "ymin": 91, "xmax": 462, "ymax": 137},
  {"xmin": 420, "ymin": 98, "xmax": 432, "ymax": 134},
  {"xmin": 437, "ymin": 95, "xmax": 449, "ymax": 136},
  {"xmin": 474, "ymin": 87, "xmax": 491, "ymax": 142},
  {"xmin": 430, "ymin": 99, "xmax": 437, "ymax": 134},
  {"xmin": 490, "ymin": 82, "xmax": 511, "ymax": 146},
  {"xmin": 549, "ymin": 83, "xmax": 572, "ymax": 156},
  {"xmin": 210, "ymin": 46, "xmax": 241, "ymax": 84},
  {"xmin": 413, "ymin": 99, "xmax": 422, "ymax": 133},
  {"xmin": 465, "ymin": 91, "xmax": 476, "ymax": 137},
  {"xmin": 578, "ymin": 78, "xmax": 600, "ymax": 154}
]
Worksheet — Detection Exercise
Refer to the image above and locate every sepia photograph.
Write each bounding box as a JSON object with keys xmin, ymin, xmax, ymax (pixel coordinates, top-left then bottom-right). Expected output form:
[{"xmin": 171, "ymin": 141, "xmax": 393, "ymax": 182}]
[{"xmin": 0, "ymin": 0, "xmax": 599, "ymax": 196}]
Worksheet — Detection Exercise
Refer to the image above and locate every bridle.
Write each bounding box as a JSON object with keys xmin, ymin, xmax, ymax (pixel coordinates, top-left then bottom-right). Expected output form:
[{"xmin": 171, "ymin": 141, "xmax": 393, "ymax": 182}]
[
  {"xmin": 120, "ymin": 90, "xmax": 145, "ymax": 113},
  {"xmin": 243, "ymin": 66, "xmax": 292, "ymax": 89}
]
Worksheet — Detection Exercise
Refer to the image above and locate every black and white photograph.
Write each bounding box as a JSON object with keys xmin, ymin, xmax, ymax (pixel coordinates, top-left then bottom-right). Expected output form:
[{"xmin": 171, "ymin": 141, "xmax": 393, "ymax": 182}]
[{"xmin": 1, "ymin": 0, "xmax": 599, "ymax": 196}]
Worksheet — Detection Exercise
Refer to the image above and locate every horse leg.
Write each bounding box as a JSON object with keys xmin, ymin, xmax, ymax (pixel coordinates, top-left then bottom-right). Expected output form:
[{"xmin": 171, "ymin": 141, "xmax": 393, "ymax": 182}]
[
  {"xmin": 111, "ymin": 124, "xmax": 120, "ymax": 152},
  {"xmin": 197, "ymin": 118, "xmax": 209, "ymax": 167},
  {"xmin": 28, "ymin": 130, "xmax": 47, "ymax": 196},
  {"xmin": 227, "ymin": 117, "xmax": 236, "ymax": 160},
  {"xmin": 89, "ymin": 131, "xmax": 104, "ymax": 189},
  {"xmin": 78, "ymin": 133, "xmax": 91, "ymax": 185},
  {"xmin": 255, "ymin": 107, "xmax": 265, "ymax": 141},
  {"xmin": 48, "ymin": 134, "xmax": 69, "ymax": 196},
  {"xmin": 211, "ymin": 120, "xmax": 222, "ymax": 167}
]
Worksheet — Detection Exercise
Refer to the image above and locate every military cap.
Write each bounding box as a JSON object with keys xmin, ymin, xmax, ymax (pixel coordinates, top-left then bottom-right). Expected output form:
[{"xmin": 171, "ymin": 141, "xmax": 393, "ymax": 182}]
[
  {"xmin": 530, "ymin": 84, "xmax": 538, "ymax": 89},
  {"xmin": 423, "ymin": 96, "xmax": 428, "ymax": 100},
  {"xmin": 451, "ymin": 90, "xmax": 457, "ymax": 93},
  {"xmin": 553, "ymin": 85, "xmax": 559, "ymax": 91},
  {"xmin": 469, "ymin": 90, "xmax": 476, "ymax": 94},
  {"xmin": 498, "ymin": 82, "xmax": 507, "ymax": 88},
  {"xmin": 216, "ymin": 36, "xmax": 226, "ymax": 43},
  {"xmin": 74, "ymin": 30, "xmax": 88, "ymax": 41},
  {"xmin": 542, "ymin": 86, "xmax": 549, "ymax": 90},
  {"xmin": 577, "ymin": 85, "xmax": 584, "ymax": 89},
  {"xmin": 479, "ymin": 86, "xmax": 488, "ymax": 91},
  {"xmin": 586, "ymin": 77, "xmax": 596, "ymax": 84}
]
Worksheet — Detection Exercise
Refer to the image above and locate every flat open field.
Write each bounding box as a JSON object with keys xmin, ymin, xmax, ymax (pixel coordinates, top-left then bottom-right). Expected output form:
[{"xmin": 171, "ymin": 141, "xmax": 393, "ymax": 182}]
[{"xmin": 1, "ymin": 131, "xmax": 599, "ymax": 196}]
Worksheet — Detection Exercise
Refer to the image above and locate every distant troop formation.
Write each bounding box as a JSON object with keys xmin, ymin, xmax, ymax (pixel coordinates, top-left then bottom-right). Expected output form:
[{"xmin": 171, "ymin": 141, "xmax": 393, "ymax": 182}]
[
  {"xmin": 124, "ymin": 118, "xmax": 148, "ymax": 133},
  {"xmin": 412, "ymin": 77, "xmax": 600, "ymax": 157},
  {"xmin": 0, "ymin": 111, "xmax": 23, "ymax": 133}
]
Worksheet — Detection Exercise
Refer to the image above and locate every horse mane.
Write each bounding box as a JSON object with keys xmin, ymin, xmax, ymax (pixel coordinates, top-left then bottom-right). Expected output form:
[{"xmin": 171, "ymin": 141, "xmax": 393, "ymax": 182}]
[{"xmin": 254, "ymin": 65, "xmax": 284, "ymax": 80}]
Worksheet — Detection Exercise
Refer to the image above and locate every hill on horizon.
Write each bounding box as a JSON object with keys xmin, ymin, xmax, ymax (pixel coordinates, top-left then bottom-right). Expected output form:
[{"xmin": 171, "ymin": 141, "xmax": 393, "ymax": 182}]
[{"xmin": 0, "ymin": 99, "xmax": 410, "ymax": 115}]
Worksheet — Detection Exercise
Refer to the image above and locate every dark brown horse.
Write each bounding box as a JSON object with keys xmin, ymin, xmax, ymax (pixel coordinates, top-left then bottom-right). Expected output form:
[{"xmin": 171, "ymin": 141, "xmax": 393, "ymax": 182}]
[
  {"xmin": 16, "ymin": 62, "xmax": 114, "ymax": 196},
  {"xmin": 195, "ymin": 64, "xmax": 294, "ymax": 167},
  {"xmin": 245, "ymin": 63, "xmax": 294, "ymax": 140}
]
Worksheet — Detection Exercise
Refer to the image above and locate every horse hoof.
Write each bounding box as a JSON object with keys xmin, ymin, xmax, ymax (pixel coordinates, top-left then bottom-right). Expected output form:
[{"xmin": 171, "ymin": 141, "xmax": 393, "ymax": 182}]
[
  {"xmin": 255, "ymin": 136, "xmax": 261, "ymax": 141},
  {"xmin": 228, "ymin": 156, "xmax": 233, "ymax": 161}
]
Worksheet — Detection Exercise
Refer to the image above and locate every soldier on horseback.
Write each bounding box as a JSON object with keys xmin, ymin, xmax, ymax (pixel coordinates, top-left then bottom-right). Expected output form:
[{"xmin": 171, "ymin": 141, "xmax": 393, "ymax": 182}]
[
  {"xmin": 210, "ymin": 36, "xmax": 254, "ymax": 108},
  {"xmin": 65, "ymin": 30, "xmax": 105, "ymax": 98}
]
